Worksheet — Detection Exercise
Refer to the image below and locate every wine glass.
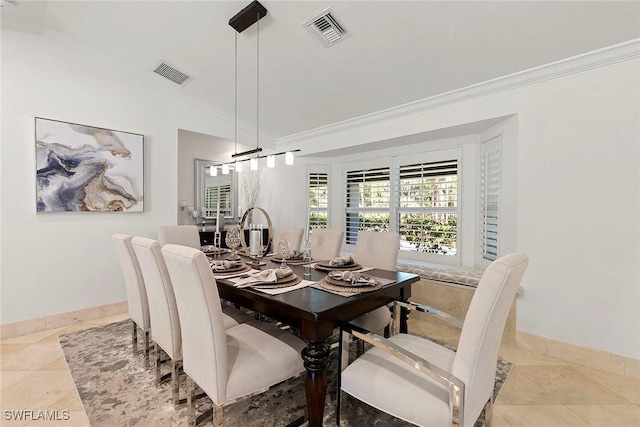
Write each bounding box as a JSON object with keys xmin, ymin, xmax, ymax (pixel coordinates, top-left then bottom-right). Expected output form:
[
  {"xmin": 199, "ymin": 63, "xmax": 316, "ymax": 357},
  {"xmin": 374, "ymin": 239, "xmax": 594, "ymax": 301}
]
[
  {"xmin": 225, "ymin": 227, "xmax": 241, "ymax": 261},
  {"xmin": 302, "ymin": 238, "xmax": 312, "ymax": 278},
  {"xmin": 277, "ymin": 239, "xmax": 292, "ymax": 269}
]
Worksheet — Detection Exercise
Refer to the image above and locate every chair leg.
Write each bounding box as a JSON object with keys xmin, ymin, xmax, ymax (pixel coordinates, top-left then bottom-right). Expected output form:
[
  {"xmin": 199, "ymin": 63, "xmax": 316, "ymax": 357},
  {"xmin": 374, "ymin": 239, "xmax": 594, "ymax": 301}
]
[
  {"xmin": 484, "ymin": 396, "xmax": 493, "ymax": 427},
  {"xmin": 213, "ymin": 404, "xmax": 223, "ymax": 427},
  {"xmin": 187, "ymin": 375, "xmax": 196, "ymax": 427},
  {"xmin": 131, "ymin": 321, "xmax": 138, "ymax": 355},
  {"xmin": 143, "ymin": 330, "xmax": 151, "ymax": 369},
  {"xmin": 172, "ymin": 359, "xmax": 182, "ymax": 409},
  {"xmin": 155, "ymin": 342, "xmax": 162, "ymax": 384}
]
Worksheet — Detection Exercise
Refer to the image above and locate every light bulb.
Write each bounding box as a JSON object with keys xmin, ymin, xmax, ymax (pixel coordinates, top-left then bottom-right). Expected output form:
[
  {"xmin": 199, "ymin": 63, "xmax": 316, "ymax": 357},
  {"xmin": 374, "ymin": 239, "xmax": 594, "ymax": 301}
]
[
  {"xmin": 222, "ymin": 164, "xmax": 230, "ymax": 175},
  {"xmin": 235, "ymin": 161, "xmax": 243, "ymax": 172},
  {"xmin": 210, "ymin": 166, "xmax": 217, "ymax": 176},
  {"xmin": 267, "ymin": 155, "xmax": 275, "ymax": 168},
  {"xmin": 285, "ymin": 151, "xmax": 294, "ymax": 165},
  {"xmin": 250, "ymin": 157, "xmax": 258, "ymax": 171}
]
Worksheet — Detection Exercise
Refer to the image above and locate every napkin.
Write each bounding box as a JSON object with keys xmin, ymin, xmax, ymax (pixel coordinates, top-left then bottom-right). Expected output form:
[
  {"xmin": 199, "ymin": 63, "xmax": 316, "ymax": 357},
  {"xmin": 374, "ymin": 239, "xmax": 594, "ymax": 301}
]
[
  {"xmin": 236, "ymin": 267, "xmax": 293, "ymax": 287},
  {"xmin": 328, "ymin": 271, "xmax": 377, "ymax": 286},
  {"xmin": 329, "ymin": 254, "xmax": 354, "ymax": 266},
  {"xmin": 210, "ymin": 260, "xmax": 241, "ymax": 271}
]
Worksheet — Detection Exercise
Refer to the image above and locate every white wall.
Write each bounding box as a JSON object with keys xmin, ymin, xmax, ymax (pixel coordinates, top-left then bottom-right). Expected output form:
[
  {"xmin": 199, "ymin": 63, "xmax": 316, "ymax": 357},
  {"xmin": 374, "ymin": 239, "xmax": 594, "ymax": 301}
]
[
  {"xmin": 0, "ymin": 31, "xmax": 236, "ymax": 324},
  {"xmin": 272, "ymin": 53, "xmax": 640, "ymax": 359}
]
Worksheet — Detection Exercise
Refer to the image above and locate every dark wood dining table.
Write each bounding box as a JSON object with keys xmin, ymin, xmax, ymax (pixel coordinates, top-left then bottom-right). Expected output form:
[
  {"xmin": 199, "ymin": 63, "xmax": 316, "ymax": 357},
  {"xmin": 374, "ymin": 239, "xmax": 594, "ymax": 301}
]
[{"xmin": 214, "ymin": 257, "xmax": 420, "ymax": 427}]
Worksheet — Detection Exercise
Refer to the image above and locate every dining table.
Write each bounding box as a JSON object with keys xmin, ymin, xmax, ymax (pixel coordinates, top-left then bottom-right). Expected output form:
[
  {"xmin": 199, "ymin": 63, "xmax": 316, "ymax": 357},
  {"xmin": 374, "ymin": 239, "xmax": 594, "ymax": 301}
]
[{"xmin": 210, "ymin": 253, "xmax": 420, "ymax": 427}]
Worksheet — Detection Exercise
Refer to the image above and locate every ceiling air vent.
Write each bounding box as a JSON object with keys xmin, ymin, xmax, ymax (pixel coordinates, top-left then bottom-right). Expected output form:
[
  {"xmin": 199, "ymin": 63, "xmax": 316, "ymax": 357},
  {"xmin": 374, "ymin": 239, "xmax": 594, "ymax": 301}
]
[
  {"xmin": 303, "ymin": 8, "xmax": 351, "ymax": 48},
  {"xmin": 153, "ymin": 61, "xmax": 193, "ymax": 86}
]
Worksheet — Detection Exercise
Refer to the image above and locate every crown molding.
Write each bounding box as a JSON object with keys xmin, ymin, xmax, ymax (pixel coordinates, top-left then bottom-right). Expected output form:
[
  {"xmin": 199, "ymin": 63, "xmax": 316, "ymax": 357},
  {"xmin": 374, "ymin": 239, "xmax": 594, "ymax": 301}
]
[{"xmin": 277, "ymin": 39, "xmax": 640, "ymax": 148}]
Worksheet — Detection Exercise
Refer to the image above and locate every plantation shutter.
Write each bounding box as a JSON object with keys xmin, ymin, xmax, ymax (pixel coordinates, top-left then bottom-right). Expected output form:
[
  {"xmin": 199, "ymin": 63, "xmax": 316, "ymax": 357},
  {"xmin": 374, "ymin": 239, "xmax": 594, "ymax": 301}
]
[
  {"xmin": 308, "ymin": 172, "xmax": 328, "ymax": 230},
  {"xmin": 205, "ymin": 184, "xmax": 231, "ymax": 217},
  {"xmin": 396, "ymin": 160, "xmax": 458, "ymax": 254},
  {"xmin": 345, "ymin": 167, "xmax": 391, "ymax": 244},
  {"xmin": 480, "ymin": 146, "xmax": 501, "ymax": 261}
]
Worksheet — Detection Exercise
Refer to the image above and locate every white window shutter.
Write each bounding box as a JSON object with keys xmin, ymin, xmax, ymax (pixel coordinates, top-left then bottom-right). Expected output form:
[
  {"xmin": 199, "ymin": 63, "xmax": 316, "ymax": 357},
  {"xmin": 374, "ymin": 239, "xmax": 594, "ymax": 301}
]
[{"xmin": 480, "ymin": 145, "xmax": 501, "ymax": 261}]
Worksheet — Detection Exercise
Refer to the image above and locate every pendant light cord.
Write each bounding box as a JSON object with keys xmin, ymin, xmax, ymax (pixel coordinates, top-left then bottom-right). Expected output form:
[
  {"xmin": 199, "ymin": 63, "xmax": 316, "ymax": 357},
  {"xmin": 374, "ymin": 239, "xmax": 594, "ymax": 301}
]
[
  {"xmin": 234, "ymin": 31, "xmax": 238, "ymax": 156},
  {"xmin": 256, "ymin": 11, "xmax": 260, "ymax": 157}
]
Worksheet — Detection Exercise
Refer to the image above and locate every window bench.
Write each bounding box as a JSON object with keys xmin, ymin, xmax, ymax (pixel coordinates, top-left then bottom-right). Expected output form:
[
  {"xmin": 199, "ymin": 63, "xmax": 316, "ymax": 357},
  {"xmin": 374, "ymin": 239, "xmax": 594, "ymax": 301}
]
[{"xmin": 396, "ymin": 261, "xmax": 516, "ymax": 345}]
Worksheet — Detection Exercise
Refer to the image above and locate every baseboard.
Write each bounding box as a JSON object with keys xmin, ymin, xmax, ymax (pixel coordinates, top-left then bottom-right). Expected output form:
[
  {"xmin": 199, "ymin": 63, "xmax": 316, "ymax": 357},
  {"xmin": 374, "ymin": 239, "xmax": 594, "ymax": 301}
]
[
  {"xmin": 0, "ymin": 301, "xmax": 128, "ymax": 340},
  {"xmin": 516, "ymin": 331, "xmax": 640, "ymax": 381}
]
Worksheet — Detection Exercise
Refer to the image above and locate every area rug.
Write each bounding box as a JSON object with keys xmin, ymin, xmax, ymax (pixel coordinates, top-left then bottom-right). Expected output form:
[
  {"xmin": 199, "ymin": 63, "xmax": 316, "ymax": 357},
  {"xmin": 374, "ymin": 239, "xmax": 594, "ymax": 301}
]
[{"xmin": 59, "ymin": 320, "xmax": 511, "ymax": 426}]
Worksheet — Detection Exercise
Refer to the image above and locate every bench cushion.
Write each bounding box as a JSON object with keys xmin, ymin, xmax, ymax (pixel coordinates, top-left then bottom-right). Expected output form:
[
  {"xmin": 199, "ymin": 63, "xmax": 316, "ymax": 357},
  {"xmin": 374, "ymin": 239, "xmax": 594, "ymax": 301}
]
[{"xmin": 397, "ymin": 262, "xmax": 485, "ymax": 288}]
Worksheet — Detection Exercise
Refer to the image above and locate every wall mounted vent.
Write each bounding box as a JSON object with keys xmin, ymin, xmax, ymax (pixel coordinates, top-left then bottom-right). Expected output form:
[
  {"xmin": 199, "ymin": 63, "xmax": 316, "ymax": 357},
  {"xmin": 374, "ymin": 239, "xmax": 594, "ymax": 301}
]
[
  {"xmin": 153, "ymin": 61, "xmax": 193, "ymax": 86},
  {"xmin": 303, "ymin": 8, "xmax": 351, "ymax": 48}
]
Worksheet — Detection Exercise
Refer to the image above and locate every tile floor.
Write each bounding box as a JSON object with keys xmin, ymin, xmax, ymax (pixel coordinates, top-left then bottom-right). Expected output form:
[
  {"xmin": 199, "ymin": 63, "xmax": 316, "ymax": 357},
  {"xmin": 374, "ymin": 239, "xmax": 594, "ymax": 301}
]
[{"xmin": 1, "ymin": 312, "xmax": 638, "ymax": 427}]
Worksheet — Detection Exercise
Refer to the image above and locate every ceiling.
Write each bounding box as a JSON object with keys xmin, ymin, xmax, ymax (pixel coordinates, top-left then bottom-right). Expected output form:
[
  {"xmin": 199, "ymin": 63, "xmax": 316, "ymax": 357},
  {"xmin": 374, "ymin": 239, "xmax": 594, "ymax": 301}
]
[{"xmin": 3, "ymin": 1, "xmax": 640, "ymax": 141}]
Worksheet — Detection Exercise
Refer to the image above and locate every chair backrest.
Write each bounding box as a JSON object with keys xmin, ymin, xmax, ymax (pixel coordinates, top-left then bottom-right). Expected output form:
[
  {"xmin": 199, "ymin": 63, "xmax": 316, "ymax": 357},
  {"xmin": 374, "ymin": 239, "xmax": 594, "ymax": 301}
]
[
  {"xmin": 452, "ymin": 253, "xmax": 528, "ymax": 426},
  {"xmin": 354, "ymin": 231, "xmax": 400, "ymax": 270},
  {"xmin": 132, "ymin": 237, "xmax": 182, "ymax": 360},
  {"xmin": 111, "ymin": 234, "xmax": 150, "ymax": 330},
  {"xmin": 310, "ymin": 228, "xmax": 344, "ymax": 261},
  {"xmin": 157, "ymin": 225, "xmax": 201, "ymax": 249},
  {"xmin": 161, "ymin": 244, "xmax": 229, "ymax": 404},
  {"xmin": 274, "ymin": 226, "xmax": 304, "ymax": 252}
]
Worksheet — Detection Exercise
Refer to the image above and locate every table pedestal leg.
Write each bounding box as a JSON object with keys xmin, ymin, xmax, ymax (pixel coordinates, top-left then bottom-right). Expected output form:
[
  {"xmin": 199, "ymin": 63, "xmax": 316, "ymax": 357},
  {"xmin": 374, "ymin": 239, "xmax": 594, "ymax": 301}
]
[{"xmin": 301, "ymin": 341, "xmax": 330, "ymax": 427}]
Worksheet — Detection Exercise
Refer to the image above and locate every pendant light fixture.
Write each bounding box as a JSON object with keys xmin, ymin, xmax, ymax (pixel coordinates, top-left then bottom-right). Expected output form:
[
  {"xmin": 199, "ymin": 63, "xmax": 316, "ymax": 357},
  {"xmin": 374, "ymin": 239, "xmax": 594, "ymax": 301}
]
[{"xmin": 227, "ymin": 1, "xmax": 300, "ymax": 170}]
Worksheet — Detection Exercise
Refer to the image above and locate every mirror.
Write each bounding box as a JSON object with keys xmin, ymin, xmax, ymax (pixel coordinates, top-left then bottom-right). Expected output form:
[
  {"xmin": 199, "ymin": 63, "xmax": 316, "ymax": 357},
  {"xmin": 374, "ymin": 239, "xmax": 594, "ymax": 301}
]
[{"xmin": 194, "ymin": 159, "xmax": 238, "ymax": 227}]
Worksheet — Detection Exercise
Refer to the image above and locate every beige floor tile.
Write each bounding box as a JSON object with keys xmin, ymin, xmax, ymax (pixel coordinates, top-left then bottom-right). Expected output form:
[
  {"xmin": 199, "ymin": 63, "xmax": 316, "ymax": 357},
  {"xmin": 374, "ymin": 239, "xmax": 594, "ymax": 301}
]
[
  {"xmin": 40, "ymin": 357, "xmax": 69, "ymax": 371},
  {"xmin": 566, "ymin": 404, "xmax": 640, "ymax": 426},
  {"xmin": 37, "ymin": 323, "xmax": 106, "ymax": 345},
  {"xmin": 0, "ymin": 343, "xmax": 29, "ymax": 358},
  {"xmin": 1, "ymin": 344, "xmax": 64, "ymax": 371},
  {"xmin": 1, "ymin": 370, "xmax": 35, "ymax": 390},
  {"xmin": 546, "ymin": 338, "xmax": 626, "ymax": 377},
  {"xmin": 47, "ymin": 389, "xmax": 85, "ymax": 412},
  {"xmin": 626, "ymin": 358, "xmax": 640, "ymax": 382},
  {"xmin": 498, "ymin": 365, "xmax": 634, "ymax": 406},
  {"xmin": 496, "ymin": 405, "xmax": 591, "ymax": 426},
  {"xmin": 87, "ymin": 312, "xmax": 130, "ymax": 326},
  {"xmin": 491, "ymin": 406, "xmax": 512, "ymax": 427},
  {"xmin": 498, "ymin": 343, "xmax": 568, "ymax": 366},
  {"xmin": 571, "ymin": 366, "xmax": 640, "ymax": 405},
  {"xmin": 22, "ymin": 410, "xmax": 90, "ymax": 427},
  {"xmin": 1, "ymin": 328, "xmax": 63, "ymax": 345},
  {"xmin": 0, "ymin": 413, "xmax": 29, "ymax": 427},
  {"xmin": 1, "ymin": 370, "xmax": 77, "ymax": 411}
]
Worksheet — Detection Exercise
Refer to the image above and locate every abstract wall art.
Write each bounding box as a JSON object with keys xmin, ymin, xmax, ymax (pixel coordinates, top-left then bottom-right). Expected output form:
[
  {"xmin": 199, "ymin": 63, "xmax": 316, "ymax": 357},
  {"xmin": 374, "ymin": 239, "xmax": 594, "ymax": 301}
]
[{"xmin": 35, "ymin": 118, "xmax": 144, "ymax": 212}]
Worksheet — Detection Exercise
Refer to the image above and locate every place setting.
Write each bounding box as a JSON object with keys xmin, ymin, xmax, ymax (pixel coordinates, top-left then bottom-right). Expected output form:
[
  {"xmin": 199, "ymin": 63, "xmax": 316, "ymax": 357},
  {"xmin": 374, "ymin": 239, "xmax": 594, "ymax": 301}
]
[
  {"xmin": 201, "ymin": 245, "xmax": 229, "ymax": 257},
  {"xmin": 209, "ymin": 259, "xmax": 253, "ymax": 279},
  {"xmin": 313, "ymin": 254, "xmax": 362, "ymax": 272}
]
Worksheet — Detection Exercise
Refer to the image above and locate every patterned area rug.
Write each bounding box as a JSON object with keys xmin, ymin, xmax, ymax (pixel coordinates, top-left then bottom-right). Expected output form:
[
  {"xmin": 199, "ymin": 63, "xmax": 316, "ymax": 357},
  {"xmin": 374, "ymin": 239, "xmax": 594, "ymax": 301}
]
[{"xmin": 59, "ymin": 320, "xmax": 511, "ymax": 426}]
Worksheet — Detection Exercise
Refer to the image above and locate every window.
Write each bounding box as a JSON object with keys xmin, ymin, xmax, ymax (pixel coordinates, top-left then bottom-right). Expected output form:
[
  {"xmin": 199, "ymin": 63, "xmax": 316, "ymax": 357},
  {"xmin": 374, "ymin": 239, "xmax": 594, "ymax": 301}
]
[
  {"xmin": 396, "ymin": 160, "xmax": 458, "ymax": 255},
  {"xmin": 308, "ymin": 171, "xmax": 329, "ymax": 230},
  {"xmin": 204, "ymin": 182, "xmax": 232, "ymax": 217},
  {"xmin": 345, "ymin": 167, "xmax": 391, "ymax": 244},
  {"xmin": 480, "ymin": 139, "xmax": 501, "ymax": 261}
]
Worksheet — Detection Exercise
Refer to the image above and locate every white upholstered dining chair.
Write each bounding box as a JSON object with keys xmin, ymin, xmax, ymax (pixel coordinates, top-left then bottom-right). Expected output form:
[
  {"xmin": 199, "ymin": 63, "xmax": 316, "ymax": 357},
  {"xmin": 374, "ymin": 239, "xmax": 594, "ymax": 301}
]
[
  {"xmin": 340, "ymin": 231, "xmax": 401, "ymax": 367},
  {"xmin": 111, "ymin": 233, "xmax": 151, "ymax": 367},
  {"xmin": 131, "ymin": 237, "xmax": 253, "ymax": 409},
  {"xmin": 158, "ymin": 225, "xmax": 201, "ymax": 249},
  {"xmin": 309, "ymin": 228, "xmax": 344, "ymax": 261},
  {"xmin": 273, "ymin": 226, "xmax": 304, "ymax": 252},
  {"xmin": 338, "ymin": 253, "xmax": 529, "ymax": 427},
  {"xmin": 161, "ymin": 244, "xmax": 306, "ymax": 427}
]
